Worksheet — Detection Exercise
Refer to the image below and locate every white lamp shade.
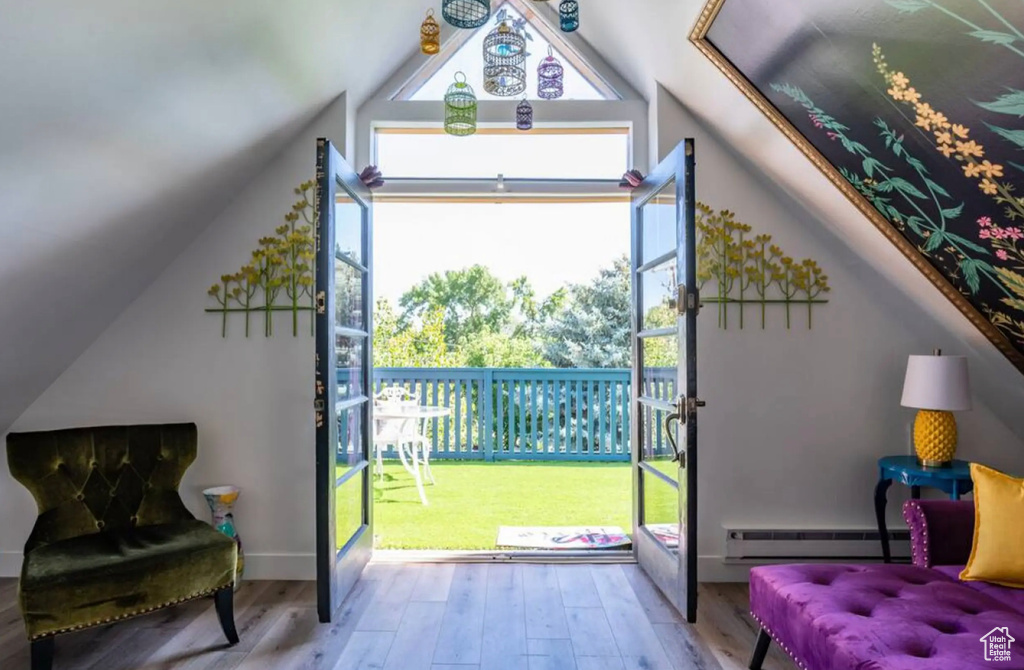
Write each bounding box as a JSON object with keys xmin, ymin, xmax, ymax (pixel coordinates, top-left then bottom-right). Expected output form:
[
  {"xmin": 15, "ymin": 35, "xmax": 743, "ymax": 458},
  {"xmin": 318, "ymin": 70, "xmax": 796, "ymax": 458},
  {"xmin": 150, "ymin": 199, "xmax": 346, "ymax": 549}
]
[{"xmin": 900, "ymin": 354, "xmax": 972, "ymax": 411}]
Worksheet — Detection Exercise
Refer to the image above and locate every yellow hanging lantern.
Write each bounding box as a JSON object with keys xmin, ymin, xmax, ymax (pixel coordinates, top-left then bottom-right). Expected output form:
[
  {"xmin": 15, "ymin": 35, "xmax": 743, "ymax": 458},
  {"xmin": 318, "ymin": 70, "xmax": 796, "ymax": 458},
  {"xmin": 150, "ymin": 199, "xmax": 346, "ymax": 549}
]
[{"xmin": 421, "ymin": 9, "xmax": 441, "ymax": 55}]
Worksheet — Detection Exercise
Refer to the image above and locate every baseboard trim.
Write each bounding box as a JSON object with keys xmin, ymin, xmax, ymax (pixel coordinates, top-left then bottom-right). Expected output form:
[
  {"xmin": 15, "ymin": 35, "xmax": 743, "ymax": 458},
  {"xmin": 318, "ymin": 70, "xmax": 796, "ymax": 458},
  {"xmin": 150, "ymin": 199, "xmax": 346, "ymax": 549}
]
[
  {"xmin": 243, "ymin": 553, "xmax": 316, "ymax": 581},
  {"xmin": 1, "ymin": 551, "xmax": 22, "ymax": 577}
]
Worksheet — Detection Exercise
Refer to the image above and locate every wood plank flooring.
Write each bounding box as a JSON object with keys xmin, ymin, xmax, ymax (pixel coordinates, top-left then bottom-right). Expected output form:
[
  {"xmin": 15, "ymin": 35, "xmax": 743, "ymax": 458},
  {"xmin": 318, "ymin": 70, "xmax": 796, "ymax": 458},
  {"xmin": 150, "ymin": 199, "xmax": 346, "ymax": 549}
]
[{"xmin": 0, "ymin": 565, "xmax": 796, "ymax": 670}]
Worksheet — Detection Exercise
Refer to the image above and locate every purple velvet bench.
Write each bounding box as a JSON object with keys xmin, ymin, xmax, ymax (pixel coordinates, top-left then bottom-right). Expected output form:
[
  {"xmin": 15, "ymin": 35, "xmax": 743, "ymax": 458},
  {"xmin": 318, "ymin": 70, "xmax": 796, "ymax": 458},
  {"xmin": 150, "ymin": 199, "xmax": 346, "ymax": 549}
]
[{"xmin": 747, "ymin": 500, "xmax": 1024, "ymax": 670}]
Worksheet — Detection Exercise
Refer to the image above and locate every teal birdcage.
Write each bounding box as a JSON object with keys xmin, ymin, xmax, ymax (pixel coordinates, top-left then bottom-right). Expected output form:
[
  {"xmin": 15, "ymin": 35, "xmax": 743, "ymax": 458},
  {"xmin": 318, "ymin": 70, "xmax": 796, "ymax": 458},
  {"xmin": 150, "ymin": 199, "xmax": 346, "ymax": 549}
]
[
  {"xmin": 483, "ymin": 21, "xmax": 527, "ymax": 97},
  {"xmin": 444, "ymin": 72, "xmax": 478, "ymax": 136},
  {"xmin": 559, "ymin": 0, "xmax": 579, "ymax": 32},
  {"xmin": 442, "ymin": 0, "xmax": 490, "ymax": 29}
]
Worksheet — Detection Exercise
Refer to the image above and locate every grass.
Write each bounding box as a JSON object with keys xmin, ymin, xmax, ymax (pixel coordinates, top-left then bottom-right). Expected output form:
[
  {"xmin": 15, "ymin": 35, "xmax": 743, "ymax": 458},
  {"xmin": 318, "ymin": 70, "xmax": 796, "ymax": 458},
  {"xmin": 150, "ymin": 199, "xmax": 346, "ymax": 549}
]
[{"xmin": 369, "ymin": 461, "xmax": 632, "ymax": 550}]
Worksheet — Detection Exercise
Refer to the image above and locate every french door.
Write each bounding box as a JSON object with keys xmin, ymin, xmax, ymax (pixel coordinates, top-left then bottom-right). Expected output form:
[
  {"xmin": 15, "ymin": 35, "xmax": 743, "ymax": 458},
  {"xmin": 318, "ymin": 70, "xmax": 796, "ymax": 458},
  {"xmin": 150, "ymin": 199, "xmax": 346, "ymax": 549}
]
[
  {"xmin": 630, "ymin": 140, "xmax": 701, "ymax": 622},
  {"xmin": 315, "ymin": 138, "xmax": 374, "ymax": 622}
]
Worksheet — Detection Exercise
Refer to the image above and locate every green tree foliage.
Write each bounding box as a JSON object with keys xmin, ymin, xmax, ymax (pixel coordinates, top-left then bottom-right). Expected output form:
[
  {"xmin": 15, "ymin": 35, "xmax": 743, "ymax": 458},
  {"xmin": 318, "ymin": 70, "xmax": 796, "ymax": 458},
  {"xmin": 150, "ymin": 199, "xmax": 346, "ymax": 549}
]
[
  {"xmin": 399, "ymin": 265, "xmax": 512, "ymax": 347},
  {"xmin": 373, "ymin": 300, "xmax": 462, "ymax": 368},
  {"xmin": 543, "ymin": 256, "xmax": 632, "ymax": 368}
]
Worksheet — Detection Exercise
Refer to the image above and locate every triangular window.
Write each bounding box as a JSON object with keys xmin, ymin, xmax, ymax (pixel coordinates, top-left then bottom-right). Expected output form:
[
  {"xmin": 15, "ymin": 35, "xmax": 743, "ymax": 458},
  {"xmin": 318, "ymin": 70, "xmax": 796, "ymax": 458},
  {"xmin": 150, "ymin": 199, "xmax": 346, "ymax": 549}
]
[{"xmin": 401, "ymin": 2, "xmax": 617, "ymax": 101}]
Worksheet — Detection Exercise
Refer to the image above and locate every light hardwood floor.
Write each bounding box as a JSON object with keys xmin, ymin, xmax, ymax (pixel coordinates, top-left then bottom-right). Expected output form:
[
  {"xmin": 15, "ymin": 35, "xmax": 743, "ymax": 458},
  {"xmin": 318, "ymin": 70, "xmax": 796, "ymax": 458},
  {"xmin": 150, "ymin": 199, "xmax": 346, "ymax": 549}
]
[{"xmin": 0, "ymin": 565, "xmax": 796, "ymax": 670}]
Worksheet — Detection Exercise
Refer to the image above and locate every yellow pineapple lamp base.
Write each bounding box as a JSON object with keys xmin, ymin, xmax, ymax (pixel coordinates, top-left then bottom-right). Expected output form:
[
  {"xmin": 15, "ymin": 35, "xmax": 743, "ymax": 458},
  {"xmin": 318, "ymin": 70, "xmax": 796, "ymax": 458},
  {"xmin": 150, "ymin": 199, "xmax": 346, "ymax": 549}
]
[{"xmin": 913, "ymin": 409, "xmax": 958, "ymax": 467}]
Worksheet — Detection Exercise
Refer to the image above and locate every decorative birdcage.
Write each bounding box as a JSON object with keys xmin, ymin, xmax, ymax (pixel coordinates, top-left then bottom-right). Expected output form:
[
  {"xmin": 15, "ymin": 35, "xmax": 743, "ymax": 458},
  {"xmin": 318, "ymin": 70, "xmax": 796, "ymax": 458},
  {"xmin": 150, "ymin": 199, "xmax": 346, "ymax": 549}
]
[
  {"xmin": 442, "ymin": 0, "xmax": 490, "ymax": 29},
  {"xmin": 420, "ymin": 9, "xmax": 440, "ymax": 55},
  {"xmin": 559, "ymin": 0, "xmax": 579, "ymax": 32},
  {"xmin": 516, "ymin": 98, "xmax": 534, "ymax": 131},
  {"xmin": 537, "ymin": 46, "xmax": 564, "ymax": 99},
  {"xmin": 444, "ymin": 72, "xmax": 477, "ymax": 136},
  {"xmin": 483, "ymin": 21, "xmax": 527, "ymax": 97}
]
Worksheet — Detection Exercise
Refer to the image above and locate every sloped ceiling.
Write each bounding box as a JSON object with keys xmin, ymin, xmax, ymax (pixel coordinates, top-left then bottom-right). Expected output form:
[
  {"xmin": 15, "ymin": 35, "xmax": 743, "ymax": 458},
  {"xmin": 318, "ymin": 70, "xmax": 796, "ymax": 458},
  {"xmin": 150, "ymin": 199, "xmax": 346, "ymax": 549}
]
[
  {"xmin": 3, "ymin": 0, "xmax": 1022, "ymax": 435},
  {"xmin": 0, "ymin": 0, "xmax": 426, "ymax": 433}
]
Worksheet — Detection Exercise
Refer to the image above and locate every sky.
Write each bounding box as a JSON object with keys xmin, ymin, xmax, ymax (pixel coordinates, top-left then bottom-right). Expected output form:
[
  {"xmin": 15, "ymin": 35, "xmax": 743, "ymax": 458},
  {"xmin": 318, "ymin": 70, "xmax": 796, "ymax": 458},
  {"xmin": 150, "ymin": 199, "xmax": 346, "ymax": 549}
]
[{"xmin": 373, "ymin": 202, "xmax": 630, "ymax": 306}]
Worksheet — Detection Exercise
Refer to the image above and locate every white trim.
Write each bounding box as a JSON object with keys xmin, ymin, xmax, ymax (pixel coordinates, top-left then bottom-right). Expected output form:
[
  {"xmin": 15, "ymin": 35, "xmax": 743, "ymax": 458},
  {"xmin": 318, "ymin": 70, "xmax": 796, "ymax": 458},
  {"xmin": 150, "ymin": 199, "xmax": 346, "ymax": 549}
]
[
  {"xmin": 357, "ymin": 99, "xmax": 648, "ymax": 171},
  {"xmin": 239, "ymin": 553, "xmax": 316, "ymax": 581},
  {"xmin": 0, "ymin": 550, "xmax": 21, "ymax": 578}
]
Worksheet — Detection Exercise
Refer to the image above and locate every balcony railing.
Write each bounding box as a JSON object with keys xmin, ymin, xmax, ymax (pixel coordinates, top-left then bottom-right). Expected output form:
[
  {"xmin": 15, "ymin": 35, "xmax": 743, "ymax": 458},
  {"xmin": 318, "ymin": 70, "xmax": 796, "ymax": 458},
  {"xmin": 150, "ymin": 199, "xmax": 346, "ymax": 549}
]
[{"xmin": 351, "ymin": 367, "xmax": 676, "ymax": 462}]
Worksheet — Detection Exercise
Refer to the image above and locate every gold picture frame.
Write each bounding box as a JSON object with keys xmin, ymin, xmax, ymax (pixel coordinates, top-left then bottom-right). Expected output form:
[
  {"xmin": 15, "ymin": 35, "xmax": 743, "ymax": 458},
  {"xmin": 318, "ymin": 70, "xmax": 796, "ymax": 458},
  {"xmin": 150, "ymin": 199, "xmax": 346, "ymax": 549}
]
[{"xmin": 688, "ymin": 0, "xmax": 1024, "ymax": 375}]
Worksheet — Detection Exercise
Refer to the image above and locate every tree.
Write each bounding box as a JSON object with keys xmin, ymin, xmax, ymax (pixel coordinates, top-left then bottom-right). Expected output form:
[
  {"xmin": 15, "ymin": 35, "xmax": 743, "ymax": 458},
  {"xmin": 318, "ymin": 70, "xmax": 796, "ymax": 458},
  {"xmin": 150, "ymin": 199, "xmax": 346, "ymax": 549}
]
[
  {"xmin": 399, "ymin": 265, "xmax": 513, "ymax": 348},
  {"xmin": 543, "ymin": 256, "xmax": 632, "ymax": 368},
  {"xmin": 373, "ymin": 300, "xmax": 462, "ymax": 368},
  {"xmin": 461, "ymin": 330, "xmax": 549, "ymax": 368}
]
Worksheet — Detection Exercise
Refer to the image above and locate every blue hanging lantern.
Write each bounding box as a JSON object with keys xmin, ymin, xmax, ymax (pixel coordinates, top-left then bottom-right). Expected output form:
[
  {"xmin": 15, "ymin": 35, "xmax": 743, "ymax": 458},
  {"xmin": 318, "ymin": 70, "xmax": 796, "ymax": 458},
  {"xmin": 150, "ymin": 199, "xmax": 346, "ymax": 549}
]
[
  {"xmin": 537, "ymin": 46, "xmax": 564, "ymax": 100},
  {"xmin": 483, "ymin": 20, "xmax": 527, "ymax": 97},
  {"xmin": 442, "ymin": 0, "xmax": 490, "ymax": 29},
  {"xmin": 444, "ymin": 72, "xmax": 478, "ymax": 136},
  {"xmin": 559, "ymin": 0, "xmax": 579, "ymax": 32},
  {"xmin": 517, "ymin": 98, "xmax": 534, "ymax": 131}
]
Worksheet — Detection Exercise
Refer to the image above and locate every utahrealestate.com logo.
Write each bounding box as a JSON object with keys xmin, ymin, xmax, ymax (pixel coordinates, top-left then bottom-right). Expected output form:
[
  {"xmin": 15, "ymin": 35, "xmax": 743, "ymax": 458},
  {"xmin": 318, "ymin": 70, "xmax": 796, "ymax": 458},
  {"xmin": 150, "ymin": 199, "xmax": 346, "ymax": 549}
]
[{"xmin": 980, "ymin": 627, "xmax": 1015, "ymax": 663}]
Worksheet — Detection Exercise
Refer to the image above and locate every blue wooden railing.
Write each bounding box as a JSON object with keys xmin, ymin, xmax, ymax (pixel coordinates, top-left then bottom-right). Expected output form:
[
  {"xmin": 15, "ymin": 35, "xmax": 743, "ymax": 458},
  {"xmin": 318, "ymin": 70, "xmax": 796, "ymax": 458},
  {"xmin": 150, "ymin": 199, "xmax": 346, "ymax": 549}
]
[
  {"xmin": 371, "ymin": 368, "xmax": 633, "ymax": 462},
  {"xmin": 337, "ymin": 367, "xmax": 677, "ymax": 462}
]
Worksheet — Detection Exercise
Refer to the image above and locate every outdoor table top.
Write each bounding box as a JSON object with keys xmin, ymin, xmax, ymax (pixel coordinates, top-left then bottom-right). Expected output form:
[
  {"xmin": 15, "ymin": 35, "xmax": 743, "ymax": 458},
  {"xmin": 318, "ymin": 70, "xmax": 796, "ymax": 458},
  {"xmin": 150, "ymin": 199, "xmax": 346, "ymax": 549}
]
[{"xmin": 374, "ymin": 405, "xmax": 452, "ymax": 420}]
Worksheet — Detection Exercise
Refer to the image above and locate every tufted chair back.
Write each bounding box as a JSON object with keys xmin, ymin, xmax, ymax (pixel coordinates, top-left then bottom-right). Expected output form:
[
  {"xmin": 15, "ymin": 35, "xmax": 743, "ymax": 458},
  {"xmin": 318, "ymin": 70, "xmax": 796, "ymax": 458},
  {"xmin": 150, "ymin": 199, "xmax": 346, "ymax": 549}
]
[{"xmin": 6, "ymin": 423, "xmax": 199, "ymax": 553}]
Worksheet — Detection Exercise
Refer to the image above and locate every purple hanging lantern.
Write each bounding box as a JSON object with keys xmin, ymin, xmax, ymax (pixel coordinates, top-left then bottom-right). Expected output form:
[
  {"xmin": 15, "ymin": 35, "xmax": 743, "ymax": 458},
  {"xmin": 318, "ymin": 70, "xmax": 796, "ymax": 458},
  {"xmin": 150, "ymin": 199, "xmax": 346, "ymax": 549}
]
[
  {"xmin": 517, "ymin": 98, "xmax": 534, "ymax": 131},
  {"xmin": 537, "ymin": 46, "xmax": 564, "ymax": 100}
]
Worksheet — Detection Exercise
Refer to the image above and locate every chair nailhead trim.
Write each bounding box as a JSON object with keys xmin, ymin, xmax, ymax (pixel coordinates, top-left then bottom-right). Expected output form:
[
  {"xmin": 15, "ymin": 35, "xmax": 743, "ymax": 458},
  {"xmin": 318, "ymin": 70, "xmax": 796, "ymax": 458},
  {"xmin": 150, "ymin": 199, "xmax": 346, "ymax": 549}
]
[
  {"xmin": 28, "ymin": 581, "xmax": 234, "ymax": 641},
  {"xmin": 751, "ymin": 611, "xmax": 812, "ymax": 670}
]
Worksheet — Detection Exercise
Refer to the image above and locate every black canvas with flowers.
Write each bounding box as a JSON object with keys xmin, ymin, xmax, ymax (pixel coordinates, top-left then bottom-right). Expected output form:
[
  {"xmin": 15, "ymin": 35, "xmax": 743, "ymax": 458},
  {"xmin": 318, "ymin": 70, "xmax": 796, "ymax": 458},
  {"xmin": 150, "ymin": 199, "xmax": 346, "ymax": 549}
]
[{"xmin": 705, "ymin": 0, "xmax": 1024, "ymax": 358}]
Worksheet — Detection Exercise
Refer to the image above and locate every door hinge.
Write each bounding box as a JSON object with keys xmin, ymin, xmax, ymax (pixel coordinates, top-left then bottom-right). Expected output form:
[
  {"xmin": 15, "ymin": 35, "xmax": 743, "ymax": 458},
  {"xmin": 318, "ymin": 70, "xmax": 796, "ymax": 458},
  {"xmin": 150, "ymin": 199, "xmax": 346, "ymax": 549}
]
[{"xmin": 313, "ymin": 399, "xmax": 325, "ymax": 412}]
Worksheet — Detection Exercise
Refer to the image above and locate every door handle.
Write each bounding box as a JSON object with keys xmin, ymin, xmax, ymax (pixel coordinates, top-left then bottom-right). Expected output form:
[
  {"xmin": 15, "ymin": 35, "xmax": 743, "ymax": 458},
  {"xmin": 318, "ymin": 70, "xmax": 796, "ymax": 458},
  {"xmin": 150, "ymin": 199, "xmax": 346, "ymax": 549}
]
[{"xmin": 664, "ymin": 411, "xmax": 683, "ymax": 464}]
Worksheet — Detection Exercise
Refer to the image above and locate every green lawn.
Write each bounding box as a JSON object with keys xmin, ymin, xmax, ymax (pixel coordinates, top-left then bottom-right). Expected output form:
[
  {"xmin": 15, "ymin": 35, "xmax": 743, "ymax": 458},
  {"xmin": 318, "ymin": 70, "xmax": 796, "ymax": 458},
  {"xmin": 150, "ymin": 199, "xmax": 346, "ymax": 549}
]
[{"xmin": 370, "ymin": 461, "xmax": 632, "ymax": 549}]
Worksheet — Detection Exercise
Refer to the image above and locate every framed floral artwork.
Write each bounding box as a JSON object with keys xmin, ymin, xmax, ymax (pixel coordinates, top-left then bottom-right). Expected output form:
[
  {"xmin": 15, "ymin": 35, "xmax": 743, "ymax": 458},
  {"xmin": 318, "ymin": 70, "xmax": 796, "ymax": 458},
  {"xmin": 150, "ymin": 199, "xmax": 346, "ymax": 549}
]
[{"xmin": 691, "ymin": 0, "xmax": 1024, "ymax": 373}]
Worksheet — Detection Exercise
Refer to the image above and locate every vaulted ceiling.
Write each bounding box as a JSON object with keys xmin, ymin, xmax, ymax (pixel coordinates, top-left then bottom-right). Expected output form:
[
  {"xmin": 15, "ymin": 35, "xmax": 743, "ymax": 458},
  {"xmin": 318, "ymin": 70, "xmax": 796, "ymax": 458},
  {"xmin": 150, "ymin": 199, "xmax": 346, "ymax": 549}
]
[{"xmin": 3, "ymin": 0, "xmax": 1022, "ymax": 434}]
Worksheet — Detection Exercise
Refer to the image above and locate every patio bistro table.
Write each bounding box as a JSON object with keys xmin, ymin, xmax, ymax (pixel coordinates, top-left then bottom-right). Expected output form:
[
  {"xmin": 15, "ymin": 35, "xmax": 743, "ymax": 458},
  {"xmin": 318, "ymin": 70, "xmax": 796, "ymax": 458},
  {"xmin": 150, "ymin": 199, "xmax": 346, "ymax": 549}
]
[{"xmin": 373, "ymin": 405, "xmax": 451, "ymax": 505}]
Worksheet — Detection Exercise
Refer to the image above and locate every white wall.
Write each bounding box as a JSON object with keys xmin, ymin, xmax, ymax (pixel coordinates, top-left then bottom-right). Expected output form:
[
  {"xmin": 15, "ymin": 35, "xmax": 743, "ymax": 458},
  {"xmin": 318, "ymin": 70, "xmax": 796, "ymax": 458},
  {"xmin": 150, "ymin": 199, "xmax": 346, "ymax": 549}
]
[
  {"xmin": 651, "ymin": 85, "xmax": 1024, "ymax": 580},
  {"xmin": 0, "ymin": 94, "xmax": 350, "ymax": 580}
]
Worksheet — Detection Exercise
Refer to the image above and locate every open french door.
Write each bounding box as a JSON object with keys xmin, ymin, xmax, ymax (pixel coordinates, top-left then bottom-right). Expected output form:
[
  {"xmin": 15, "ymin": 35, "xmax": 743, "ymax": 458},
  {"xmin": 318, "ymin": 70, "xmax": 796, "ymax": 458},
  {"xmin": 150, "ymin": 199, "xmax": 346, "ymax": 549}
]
[
  {"xmin": 315, "ymin": 138, "xmax": 374, "ymax": 622},
  {"xmin": 630, "ymin": 140, "xmax": 701, "ymax": 622}
]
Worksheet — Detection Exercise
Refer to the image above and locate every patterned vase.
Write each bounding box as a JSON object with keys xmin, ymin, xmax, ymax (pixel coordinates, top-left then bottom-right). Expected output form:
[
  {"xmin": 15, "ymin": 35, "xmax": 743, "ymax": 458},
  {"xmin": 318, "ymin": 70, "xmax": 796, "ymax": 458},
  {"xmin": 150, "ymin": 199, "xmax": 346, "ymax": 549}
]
[{"xmin": 203, "ymin": 486, "xmax": 244, "ymax": 589}]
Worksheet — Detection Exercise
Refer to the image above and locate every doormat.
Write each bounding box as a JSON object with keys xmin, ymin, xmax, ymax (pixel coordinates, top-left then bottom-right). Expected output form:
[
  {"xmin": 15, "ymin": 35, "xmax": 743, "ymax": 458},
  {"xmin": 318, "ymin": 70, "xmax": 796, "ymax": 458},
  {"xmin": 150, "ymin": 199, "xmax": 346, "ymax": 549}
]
[{"xmin": 496, "ymin": 526, "xmax": 631, "ymax": 550}]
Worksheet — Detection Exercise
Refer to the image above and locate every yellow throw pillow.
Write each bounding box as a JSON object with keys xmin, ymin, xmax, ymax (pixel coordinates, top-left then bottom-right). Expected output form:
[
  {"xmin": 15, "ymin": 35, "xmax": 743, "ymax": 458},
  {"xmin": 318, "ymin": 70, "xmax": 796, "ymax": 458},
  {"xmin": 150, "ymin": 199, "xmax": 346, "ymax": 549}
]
[{"xmin": 960, "ymin": 463, "xmax": 1024, "ymax": 588}]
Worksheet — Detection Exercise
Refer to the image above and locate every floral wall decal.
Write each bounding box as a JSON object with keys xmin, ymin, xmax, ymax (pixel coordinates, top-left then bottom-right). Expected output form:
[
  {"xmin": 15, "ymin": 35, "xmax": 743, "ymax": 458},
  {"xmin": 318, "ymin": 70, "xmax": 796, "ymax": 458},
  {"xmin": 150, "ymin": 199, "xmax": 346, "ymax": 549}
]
[
  {"xmin": 692, "ymin": 0, "xmax": 1024, "ymax": 371},
  {"xmin": 206, "ymin": 181, "xmax": 317, "ymax": 337},
  {"xmin": 696, "ymin": 203, "xmax": 830, "ymax": 329}
]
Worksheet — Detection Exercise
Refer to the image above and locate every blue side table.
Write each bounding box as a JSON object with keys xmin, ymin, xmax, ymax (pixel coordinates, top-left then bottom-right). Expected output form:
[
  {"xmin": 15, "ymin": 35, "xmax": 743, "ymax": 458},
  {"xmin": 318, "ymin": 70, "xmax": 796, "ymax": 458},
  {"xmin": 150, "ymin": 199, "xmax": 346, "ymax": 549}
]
[{"xmin": 874, "ymin": 455, "xmax": 973, "ymax": 563}]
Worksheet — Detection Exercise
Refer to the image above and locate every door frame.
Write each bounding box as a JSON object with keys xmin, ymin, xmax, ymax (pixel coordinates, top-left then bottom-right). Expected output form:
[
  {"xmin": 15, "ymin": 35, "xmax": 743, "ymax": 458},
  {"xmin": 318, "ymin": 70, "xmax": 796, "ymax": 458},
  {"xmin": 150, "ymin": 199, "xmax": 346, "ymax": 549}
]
[
  {"xmin": 629, "ymin": 139, "xmax": 699, "ymax": 622},
  {"xmin": 315, "ymin": 138, "xmax": 375, "ymax": 623}
]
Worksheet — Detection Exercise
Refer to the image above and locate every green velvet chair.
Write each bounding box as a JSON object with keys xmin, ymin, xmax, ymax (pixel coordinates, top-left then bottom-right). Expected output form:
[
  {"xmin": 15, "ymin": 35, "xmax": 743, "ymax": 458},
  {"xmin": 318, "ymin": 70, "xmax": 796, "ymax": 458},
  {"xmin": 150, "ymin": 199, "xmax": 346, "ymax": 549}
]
[{"xmin": 6, "ymin": 423, "xmax": 239, "ymax": 670}]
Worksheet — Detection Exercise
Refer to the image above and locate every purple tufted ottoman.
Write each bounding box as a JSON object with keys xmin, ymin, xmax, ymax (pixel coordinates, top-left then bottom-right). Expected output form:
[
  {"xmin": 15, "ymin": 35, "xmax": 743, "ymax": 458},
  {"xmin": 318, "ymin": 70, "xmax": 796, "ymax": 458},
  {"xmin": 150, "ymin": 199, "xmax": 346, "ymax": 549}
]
[{"xmin": 749, "ymin": 563, "xmax": 1024, "ymax": 669}]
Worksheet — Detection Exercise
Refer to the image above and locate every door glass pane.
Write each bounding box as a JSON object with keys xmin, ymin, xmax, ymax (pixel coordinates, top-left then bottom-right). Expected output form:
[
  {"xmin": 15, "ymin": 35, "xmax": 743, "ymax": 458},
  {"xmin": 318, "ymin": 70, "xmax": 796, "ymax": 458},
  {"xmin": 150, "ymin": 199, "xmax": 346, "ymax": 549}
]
[
  {"xmin": 639, "ymin": 402, "xmax": 675, "ymax": 462},
  {"xmin": 641, "ymin": 180, "xmax": 676, "ymax": 262},
  {"xmin": 336, "ymin": 336, "xmax": 365, "ymax": 401},
  {"xmin": 642, "ymin": 471, "xmax": 679, "ymax": 551},
  {"xmin": 335, "ymin": 262, "xmax": 366, "ymax": 331},
  {"xmin": 336, "ymin": 406, "xmax": 366, "ymax": 476},
  {"xmin": 640, "ymin": 260, "xmax": 676, "ymax": 329},
  {"xmin": 336, "ymin": 472, "xmax": 365, "ymax": 550},
  {"xmin": 335, "ymin": 190, "xmax": 364, "ymax": 265},
  {"xmin": 641, "ymin": 336, "xmax": 677, "ymax": 403}
]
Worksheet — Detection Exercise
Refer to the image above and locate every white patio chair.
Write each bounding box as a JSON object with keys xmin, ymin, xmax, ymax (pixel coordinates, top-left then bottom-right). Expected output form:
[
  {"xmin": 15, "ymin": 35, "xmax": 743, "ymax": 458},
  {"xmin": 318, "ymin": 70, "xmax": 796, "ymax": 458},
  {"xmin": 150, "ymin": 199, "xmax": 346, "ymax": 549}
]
[{"xmin": 372, "ymin": 387, "xmax": 418, "ymax": 481}]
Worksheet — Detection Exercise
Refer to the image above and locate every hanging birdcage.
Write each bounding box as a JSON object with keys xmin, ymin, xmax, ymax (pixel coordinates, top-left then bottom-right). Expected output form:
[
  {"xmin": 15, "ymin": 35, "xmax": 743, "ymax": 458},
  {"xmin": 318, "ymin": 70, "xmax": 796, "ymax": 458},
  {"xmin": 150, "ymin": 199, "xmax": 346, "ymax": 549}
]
[
  {"xmin": 537, "ymin": 46, "xmax": 564, "ymax": 99},
  {"xmin": 516, "ymin": 98, "xmax": 534, "ymax": 131},
  {"xmin": 483, "ymin": 21, "xmax": 527, "ymax": 97},
  {"xmin": 442, "ymin": 0, "xmax": 490, "ymax": 29},
  {"xmin": 420, "ymin": 9, "xmax": 440, "ymax": 55},
  {"xmin": 559, "ymin": 0, "xmax": 579, "ymax": 32},
  {"xmin": 444, "ymin": 72, "xmax": 477, "ymax": 136}
]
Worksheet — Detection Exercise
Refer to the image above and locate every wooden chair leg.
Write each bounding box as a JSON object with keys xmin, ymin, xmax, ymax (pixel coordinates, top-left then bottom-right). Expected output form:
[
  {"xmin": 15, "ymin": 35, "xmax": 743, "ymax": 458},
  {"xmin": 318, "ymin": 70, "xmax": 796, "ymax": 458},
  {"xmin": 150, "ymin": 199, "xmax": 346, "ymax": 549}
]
[
  {"xmin": 749, "ymin": 628, "xmax": 772, "ymax": 670},
  {"xmin": 31, "ymin": 637, "xmax": 55, "ymax": 670},
  {"xmin": 214, "ymin": 587, "xmax": 240, "ymax": 645}
]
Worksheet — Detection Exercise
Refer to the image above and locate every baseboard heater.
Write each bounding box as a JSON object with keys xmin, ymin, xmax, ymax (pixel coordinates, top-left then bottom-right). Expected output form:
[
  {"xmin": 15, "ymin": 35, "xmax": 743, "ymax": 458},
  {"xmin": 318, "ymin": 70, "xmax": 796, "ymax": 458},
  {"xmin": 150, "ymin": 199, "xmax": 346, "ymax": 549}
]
[{"xmin": 725, "ymin": 527, "xmax": 911, "ymax": 563}]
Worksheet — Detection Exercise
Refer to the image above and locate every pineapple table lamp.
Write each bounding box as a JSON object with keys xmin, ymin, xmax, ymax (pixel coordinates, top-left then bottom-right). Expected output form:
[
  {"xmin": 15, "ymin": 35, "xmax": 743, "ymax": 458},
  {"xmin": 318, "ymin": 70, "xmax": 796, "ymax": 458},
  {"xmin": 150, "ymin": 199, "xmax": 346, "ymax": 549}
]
[{"xmin": 900, "ymin": 350, "xmax": 971, "ymax": 467}]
